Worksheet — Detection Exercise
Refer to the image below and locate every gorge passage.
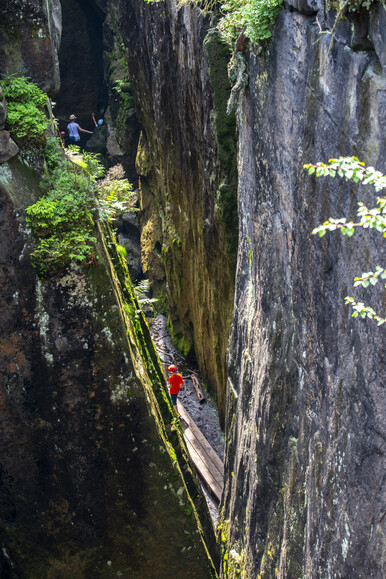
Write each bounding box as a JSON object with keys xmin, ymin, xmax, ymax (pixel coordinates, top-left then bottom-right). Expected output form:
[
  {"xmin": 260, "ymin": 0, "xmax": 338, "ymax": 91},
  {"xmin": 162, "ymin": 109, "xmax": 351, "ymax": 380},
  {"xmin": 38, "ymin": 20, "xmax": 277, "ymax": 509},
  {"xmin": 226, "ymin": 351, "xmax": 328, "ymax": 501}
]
[{"xmin": 0, "ymin": 0, "xmax": 385, "ymax": 578}]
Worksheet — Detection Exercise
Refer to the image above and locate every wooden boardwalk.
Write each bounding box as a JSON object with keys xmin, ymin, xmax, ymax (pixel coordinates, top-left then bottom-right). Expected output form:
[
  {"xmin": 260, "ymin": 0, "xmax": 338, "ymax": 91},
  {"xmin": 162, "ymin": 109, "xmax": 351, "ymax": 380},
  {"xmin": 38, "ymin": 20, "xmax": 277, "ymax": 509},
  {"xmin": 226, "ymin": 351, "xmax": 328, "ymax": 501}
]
[{"xmin": 177, "ymin": 401, "xmax": 224, "ymax": 502}]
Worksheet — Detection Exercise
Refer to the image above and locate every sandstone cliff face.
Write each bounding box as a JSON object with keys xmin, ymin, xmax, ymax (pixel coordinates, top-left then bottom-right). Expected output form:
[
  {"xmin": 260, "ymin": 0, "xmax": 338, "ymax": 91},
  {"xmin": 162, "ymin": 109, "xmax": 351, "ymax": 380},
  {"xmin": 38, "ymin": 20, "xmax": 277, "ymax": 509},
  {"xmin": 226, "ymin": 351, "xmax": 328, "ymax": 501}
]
[
  {"xmin": 112, "ymin": 0, "xmax": 237, "ymax": 425},
  {"xmin": 222, "ymin": 3, "xmax": 385, "ymax": 577}
]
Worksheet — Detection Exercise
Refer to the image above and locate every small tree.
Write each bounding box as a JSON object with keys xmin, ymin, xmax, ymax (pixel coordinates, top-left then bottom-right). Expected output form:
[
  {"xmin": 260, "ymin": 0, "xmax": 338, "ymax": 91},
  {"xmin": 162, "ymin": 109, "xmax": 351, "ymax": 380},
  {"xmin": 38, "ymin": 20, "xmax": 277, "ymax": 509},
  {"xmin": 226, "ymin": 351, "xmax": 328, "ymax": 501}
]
[{"xmin": 304, "ymin": 156, "xmax": 386, "ymax": 325}]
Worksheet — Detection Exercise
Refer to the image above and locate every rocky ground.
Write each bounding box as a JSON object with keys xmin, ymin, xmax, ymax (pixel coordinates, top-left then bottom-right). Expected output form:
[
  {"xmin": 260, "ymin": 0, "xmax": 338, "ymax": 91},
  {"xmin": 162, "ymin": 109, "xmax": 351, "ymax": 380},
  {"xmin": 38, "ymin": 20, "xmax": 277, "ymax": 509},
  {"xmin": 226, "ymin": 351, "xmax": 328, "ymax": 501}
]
[{"xmin": 150, "ymin": 313, "xmax": 225, "ymax": 524}]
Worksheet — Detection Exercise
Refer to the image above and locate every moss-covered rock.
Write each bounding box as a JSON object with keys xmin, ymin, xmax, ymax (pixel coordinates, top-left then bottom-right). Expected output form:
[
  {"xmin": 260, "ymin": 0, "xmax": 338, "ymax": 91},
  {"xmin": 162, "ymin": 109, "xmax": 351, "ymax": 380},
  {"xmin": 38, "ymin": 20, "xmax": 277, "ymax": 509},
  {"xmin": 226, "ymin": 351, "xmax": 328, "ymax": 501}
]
[
  {"xmin": 113, "ymin": 0, "xmax": 237, "ymax": 425},
  {"xmin": 0, "ymin": 145, "xmax": 218, "ymax": 576}
]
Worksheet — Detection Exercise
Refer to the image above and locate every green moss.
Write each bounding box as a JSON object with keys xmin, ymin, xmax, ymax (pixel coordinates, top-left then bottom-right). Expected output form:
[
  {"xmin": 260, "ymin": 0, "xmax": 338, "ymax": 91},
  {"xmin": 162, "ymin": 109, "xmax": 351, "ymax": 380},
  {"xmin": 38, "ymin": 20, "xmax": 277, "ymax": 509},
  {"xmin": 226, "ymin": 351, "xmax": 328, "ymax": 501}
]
[
  {"xmin": 247, "ymin": 236, "xmax": 252, "ymax": 268},
  {"xmin": 93, "ymin": 222, "xmax": 218, "ymax": 574},
  {"xmin": 166, "ymin": 315, "xmax": 192, "ymax": 358},
  {"xmin": 136, "ymin": 131, "xmax": 152, "ymax": 177},
  {"xmin": 0, "ymin": 74, "xmax": 49, "ymax": 146},
  {"xmin": 155, "ymin": 287, "xmax": 168, "ymax": 315},
  {"xmin": 327, "ymin": 0, "xmax": 377, "ymax": 12},
  {"xmin": 205, "ymin": 29, "xmax": 238, "ymax": 270}
]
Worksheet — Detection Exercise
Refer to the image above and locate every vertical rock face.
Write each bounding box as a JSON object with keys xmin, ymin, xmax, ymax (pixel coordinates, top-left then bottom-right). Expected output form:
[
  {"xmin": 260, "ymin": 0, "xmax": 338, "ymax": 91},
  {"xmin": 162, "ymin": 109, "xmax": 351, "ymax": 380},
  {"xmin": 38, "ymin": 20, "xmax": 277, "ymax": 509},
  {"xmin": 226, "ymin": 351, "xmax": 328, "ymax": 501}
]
[
  {"xmin": 223, "ymin": 5, "xmax": 385, "ymax": 578},
  {"xmin": 112, "ymin": 0, "xmax": 237, "ymax": 425},
  {"xmin": 0, "ymin": 88, "xmax": 19, "ymax": 164},
  {"xmin": 0, "ymin": 157, "xmax": 217, "ymax": 577},
  {"xmin": 0, "ymin": 0, "xmax": 62, "ymax": 96}
]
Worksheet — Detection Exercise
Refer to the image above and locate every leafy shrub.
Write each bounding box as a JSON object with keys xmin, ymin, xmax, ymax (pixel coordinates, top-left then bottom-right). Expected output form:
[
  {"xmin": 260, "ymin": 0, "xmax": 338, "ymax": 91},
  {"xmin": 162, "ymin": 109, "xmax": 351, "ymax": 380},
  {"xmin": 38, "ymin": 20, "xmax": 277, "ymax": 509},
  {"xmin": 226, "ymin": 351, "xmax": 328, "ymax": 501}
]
[
  {"xmin": 26, "ymin": 140, "xmax": 99, "ymax": 277},
  {"xmin": 66, "ymin": 146, "xmax": 105, "ymax": 181},
  {"xmin": 305, "ymin": 156, "xmax": 386, "ymax": 325},
  {"xmin": 97, "ymin": 163, "xmax": 136, "ymax": 222},
  {"xmin": 217, "ymin": 0, "xmax": 284, "ymax": 46},
  {"xmin": 0, "ymin": 74, "xmax": 49, "ymax": 144}
]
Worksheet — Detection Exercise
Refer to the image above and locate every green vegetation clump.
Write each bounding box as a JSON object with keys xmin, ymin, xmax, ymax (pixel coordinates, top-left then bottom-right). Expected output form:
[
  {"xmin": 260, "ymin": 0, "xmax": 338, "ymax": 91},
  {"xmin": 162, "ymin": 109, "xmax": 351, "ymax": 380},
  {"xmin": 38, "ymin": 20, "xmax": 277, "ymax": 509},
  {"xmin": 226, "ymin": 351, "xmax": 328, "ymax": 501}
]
[
  {"xmin": 0, "ymin": 74, "xmax": 49, "ymax": 144},
  {"xmin": 147, "ymin": 0, "xmax": 284, "ymax": 47},
  {"xmin": 97, "ymin": 163, "xmax": 136, "ymax": 221},
  {"xmin": 26, "ymin": 138, "xmax": 135, "ymax": 278},
  {"xmin": 26, "ymin": 140, "xmax": 99, "ymax": 277},
  {"xmin": 217, "ymin": 0, "xmax": 284, "ymax": 47},
  {"xmin": 327, "ymin": 0, "xmax": 379, "ymax": 13}
]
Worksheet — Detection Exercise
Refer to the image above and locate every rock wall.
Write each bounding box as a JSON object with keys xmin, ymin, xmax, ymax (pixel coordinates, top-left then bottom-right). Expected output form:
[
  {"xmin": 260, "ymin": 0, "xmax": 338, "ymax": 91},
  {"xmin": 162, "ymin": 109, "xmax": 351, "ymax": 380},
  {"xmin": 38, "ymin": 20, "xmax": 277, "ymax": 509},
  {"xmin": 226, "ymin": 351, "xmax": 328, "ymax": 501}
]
[
  {"xmin": 0, "ymin": 2, "xmax": 218, "ymax": 574},
  {"xmin": 222, "ymin": 2, "xmax": 385, "ymax": 577},
  {"xmin": 0, "ymin": 0, "xmax": 62, "ymax": 96},
  {"xmin": 54, "ymin": 0, "xmax": 106, "ymax": 132},
  {"xmin": 111, "ymin": 0, "xmax": 237, "ymax": 425},
  {"xmin": 1, "ymin": 0, "xmax": 385, "ymax": 576},
  {"xmin": 0, "ymin": 153, "xmax": 217, "ymax": 577},
  {"xmin": 0, "ymin": 151, "xmax": 219, "ymax": 577}
]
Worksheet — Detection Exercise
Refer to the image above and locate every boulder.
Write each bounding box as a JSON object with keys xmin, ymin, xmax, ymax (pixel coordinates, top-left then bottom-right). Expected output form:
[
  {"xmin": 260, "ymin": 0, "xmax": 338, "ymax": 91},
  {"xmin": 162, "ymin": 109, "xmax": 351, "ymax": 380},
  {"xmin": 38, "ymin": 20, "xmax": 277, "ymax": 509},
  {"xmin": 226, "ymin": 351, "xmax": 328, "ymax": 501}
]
[
  {"xmin": 84, "ymin": 125, "xmax": 108, "ymax": 155},
  {"xmin": 0, "ymin": 89, "xmax": 18, "ymax": 163},
  {"xmin": 0, "ymin": 130, "xmax": 19, "ymax": 164},
  {"xmin": 120, "ymin": 211, "xmax": 140, "ymax": 238}
]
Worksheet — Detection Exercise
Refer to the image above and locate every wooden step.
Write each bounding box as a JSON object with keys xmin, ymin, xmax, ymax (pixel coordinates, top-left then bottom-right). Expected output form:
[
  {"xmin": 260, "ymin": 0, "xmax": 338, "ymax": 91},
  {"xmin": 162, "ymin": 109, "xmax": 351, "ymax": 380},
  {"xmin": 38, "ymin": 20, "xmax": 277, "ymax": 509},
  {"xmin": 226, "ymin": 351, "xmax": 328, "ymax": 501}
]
[{"xmin": 177, "ymin": 401, "xmax": 224, "ymax": 502}]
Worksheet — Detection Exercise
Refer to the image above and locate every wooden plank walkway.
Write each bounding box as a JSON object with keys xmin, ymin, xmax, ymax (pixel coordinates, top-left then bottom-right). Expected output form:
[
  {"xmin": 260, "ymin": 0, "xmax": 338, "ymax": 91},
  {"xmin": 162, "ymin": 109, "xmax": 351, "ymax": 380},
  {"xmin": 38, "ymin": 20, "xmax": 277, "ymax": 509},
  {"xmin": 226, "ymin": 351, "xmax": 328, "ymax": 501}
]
[{"xmin": 177, "ymin": 400, "xmax": 224, "ymax": 502}]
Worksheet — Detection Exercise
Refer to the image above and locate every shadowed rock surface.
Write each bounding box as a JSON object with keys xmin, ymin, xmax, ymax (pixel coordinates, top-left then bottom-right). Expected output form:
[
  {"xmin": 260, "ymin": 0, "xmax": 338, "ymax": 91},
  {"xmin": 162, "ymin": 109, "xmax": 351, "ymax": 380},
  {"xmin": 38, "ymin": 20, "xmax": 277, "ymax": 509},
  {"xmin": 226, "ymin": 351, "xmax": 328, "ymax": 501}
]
[
  {"xmin": 0, "ymin": 1, "xmax": 218, "ymax": 574},
  {"xmin": 0, "ymin": 154, "xmax": 217, "ymax": 577},
  {"xmin": 54, "ymin": 0, "xmax": 106, "ymax": 132},
  {"xmin": 0, "ymin": 88, "xmax": 18, "ymax": 164},
  {"xmin": 0, "ymin": 0, "xmax": 62, "ymax": 96}
]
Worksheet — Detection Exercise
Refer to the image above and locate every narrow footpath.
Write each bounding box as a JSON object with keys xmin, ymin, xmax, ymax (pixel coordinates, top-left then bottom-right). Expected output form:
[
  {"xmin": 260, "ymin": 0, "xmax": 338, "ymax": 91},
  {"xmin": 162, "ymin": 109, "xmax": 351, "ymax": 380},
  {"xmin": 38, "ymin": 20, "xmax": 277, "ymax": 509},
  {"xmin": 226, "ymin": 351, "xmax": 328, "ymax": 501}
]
[
  {"xmin": 150, "ymin": 314, "xmax": 225, "ymax": 524},
  {"xmin": 177, "ymin": 401, "xmax": 224, "ymax": 503}
]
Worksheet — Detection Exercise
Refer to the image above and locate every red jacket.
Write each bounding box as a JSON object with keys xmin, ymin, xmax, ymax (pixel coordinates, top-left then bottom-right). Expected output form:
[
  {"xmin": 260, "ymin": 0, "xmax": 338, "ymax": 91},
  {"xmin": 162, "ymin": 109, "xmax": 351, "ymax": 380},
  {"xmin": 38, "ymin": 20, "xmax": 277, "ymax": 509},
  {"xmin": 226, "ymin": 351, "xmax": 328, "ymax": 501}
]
[{"xmin": 168, "ymin": 373, "xmax": 183, "ymax": 394}]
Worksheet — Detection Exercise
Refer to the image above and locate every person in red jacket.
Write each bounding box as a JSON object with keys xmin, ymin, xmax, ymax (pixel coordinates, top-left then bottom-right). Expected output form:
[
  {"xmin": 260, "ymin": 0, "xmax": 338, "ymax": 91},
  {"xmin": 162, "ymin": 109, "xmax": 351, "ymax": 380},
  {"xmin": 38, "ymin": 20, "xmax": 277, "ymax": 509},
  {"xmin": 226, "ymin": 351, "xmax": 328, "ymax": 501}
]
[{"xmin": 168, "ymin": 365, "xmax": 183, "ymax": 417}]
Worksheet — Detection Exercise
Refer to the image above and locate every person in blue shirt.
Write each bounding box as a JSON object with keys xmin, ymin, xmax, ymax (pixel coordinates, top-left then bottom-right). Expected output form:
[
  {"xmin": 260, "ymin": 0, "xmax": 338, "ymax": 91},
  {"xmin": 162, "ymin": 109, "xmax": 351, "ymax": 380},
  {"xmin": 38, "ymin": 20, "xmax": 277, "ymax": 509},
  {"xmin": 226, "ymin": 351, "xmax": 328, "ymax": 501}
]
[{"xmin": 67, "ymin": 114, "xmax": 92, "ymax": 145}]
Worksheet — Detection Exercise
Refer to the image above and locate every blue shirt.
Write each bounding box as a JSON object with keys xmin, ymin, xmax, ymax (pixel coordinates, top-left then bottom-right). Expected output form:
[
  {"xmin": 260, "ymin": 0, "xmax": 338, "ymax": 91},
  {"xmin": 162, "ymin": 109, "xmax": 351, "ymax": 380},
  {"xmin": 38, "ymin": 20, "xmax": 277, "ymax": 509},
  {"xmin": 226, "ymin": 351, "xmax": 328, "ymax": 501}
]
[{"xmin": 67, "ymin": 121, "xmax": 80, "ymax": 140}]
